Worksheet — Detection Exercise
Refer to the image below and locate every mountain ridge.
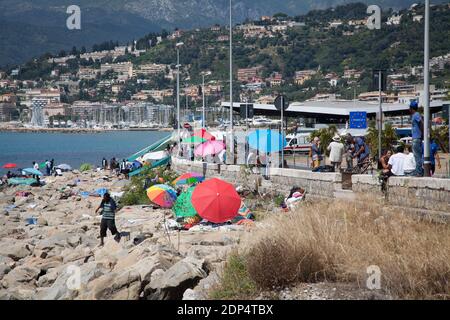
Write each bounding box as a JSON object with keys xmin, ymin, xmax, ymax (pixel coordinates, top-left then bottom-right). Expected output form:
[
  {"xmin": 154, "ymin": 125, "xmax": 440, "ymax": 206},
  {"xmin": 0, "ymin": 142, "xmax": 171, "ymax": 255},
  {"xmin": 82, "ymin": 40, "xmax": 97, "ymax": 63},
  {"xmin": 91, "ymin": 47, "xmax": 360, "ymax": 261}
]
[{"xmin": 0, "ymin": 1, "xmax": 447, "ymax": 67}]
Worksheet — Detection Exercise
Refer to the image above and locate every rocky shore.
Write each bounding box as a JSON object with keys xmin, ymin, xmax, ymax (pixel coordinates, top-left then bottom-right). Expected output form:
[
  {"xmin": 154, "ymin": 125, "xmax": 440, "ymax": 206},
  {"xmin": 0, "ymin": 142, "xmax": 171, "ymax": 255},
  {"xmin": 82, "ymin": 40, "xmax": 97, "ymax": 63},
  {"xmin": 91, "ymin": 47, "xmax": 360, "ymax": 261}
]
[{"xmin": 0, "ymin": 170, "xmax": 247, "ymax": 300}]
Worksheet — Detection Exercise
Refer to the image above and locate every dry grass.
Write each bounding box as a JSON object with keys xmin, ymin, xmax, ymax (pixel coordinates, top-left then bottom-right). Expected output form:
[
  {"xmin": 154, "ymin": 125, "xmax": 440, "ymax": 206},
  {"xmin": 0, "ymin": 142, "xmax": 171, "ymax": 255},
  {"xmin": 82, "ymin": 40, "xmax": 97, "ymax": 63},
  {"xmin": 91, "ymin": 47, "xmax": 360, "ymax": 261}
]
[{"xmin": 238, "ymin": 196, "xmax": 450, "ymax": 300}]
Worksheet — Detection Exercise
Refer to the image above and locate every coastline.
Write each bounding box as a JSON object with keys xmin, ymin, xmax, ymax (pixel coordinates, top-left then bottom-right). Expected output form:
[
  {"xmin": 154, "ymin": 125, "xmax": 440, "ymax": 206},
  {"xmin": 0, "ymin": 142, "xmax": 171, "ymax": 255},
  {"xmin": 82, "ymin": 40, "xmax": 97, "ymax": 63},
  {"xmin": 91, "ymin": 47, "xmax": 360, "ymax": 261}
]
[{"xmin": 0, "ymin": 127, "xmax": 174, "ymax": 134}]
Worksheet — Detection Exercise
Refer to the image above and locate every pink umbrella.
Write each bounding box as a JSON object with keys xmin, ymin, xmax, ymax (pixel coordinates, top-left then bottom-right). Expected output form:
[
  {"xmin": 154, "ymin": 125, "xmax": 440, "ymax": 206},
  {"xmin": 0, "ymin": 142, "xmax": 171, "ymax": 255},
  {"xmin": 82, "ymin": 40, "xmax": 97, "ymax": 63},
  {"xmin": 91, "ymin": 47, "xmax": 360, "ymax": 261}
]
[{"xmin": 194, "ymin": 140, "xmax": 225, "ymax": 157}]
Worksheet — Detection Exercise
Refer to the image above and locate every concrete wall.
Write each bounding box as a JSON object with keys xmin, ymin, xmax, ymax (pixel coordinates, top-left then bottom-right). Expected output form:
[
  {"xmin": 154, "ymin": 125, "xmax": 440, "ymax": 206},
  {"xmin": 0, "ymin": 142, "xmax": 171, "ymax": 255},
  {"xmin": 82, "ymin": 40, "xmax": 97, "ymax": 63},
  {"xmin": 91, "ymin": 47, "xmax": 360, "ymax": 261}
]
[
  {"xmin": 352, "ymin": 174, "xmax": 450, "ymax": 214},
  {"xmin": 173, "ymin": 157, "xmax": 450, "ymax": 215},
  {"xmin": 171, "ymin": 157, "xmax": 342, "ymax": 198},
  {"xmin": 387, "ymin": 177, "xmax": 450, "ymax": 213}
]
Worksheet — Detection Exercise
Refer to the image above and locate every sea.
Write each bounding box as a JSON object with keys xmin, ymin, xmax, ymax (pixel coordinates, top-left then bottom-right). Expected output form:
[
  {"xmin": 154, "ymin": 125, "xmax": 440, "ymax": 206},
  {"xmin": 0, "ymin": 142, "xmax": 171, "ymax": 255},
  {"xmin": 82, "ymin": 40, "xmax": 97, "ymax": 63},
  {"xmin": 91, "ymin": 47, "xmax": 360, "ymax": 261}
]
[{"xmin": 0, "ymin": 131, "xmax": 171, "ymax": 174}]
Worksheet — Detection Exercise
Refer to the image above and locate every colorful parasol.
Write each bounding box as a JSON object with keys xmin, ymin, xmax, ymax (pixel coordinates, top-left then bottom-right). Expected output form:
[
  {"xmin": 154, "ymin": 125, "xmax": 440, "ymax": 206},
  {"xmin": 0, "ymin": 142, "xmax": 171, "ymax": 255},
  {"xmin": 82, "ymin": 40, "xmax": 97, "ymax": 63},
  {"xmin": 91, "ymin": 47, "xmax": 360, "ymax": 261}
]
[
  {"xmin": 147, "ymin": 184, "xmax": 177, "ymax": 208},
  {"xmin": 173, "ymin": 172, "xmax": 205, "ymax": 186}
]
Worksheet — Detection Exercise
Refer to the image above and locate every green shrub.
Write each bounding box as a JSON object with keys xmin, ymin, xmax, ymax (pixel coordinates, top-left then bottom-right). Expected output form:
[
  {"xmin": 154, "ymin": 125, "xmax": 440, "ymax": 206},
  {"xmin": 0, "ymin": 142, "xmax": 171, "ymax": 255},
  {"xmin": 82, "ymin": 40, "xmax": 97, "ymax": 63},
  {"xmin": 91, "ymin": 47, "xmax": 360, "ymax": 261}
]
[{"xmin": 79, "ymin": 163, "xmax": 92, "ymax": 172}]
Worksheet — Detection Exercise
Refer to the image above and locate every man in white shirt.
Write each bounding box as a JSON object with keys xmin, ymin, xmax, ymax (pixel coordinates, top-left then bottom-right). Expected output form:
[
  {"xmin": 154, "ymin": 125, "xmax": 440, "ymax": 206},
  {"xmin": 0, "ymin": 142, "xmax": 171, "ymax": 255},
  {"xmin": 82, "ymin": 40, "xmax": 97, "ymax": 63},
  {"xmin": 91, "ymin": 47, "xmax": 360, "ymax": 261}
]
[
  {"xmin": 388, "ymin": 146, "xmax": 407, "ymax": 176},
  {"xmin": 403, "ymin": 146, "xmax": 416, "ymax": 176}
]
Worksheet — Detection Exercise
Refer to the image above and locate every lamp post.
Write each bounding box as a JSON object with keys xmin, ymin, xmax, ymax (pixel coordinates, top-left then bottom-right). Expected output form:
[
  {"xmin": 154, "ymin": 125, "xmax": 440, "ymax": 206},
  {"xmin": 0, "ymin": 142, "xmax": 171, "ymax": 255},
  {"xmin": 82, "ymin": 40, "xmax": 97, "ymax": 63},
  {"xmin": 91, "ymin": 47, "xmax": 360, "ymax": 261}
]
[
  {"xmin": 229, "ymin": 0, "xmax": 234, "ymax": 162},
  {"xmin": 201, "ymin": 71, "xmax": 211, "ymax": 128},
  {"xmin": 176, "ymin": 42, "xmax": 184, "ymax": 156},
  {"xmin": 423, "ymin": 0, "xmax": 431, "ymax": 177}
]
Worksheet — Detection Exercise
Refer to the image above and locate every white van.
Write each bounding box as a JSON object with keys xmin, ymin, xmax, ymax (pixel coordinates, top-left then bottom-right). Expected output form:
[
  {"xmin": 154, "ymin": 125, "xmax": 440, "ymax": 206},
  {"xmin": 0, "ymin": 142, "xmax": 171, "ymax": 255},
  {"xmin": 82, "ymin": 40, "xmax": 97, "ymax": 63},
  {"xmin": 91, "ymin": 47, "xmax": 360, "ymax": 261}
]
[{"xmin": 284, "ymin": 133, "xmax": 311, "ymax": 153}]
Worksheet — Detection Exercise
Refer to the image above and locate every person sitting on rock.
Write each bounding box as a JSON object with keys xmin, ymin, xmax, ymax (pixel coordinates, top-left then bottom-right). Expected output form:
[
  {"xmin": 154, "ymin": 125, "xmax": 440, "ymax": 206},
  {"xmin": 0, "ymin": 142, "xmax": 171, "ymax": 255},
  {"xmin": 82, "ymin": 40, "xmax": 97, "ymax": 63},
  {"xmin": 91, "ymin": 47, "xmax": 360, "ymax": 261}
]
[{"xmin": 95, "ymin": 193, "xmax": 121, "ymax": 246}]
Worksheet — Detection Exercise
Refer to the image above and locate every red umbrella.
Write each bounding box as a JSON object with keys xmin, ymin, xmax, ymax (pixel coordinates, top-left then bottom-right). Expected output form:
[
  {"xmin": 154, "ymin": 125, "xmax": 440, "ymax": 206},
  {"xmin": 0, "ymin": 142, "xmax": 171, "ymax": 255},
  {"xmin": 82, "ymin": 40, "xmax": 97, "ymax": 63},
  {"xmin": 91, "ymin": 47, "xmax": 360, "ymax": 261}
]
[
  {"xmin": 191, "ymin": 178, "xmax": 241, "ymax": 223},
  {"xmin": 193, "ymin": 128, "xmax": 216, "ymax": 141},
  {"xmin": 2, "ymin": 163, "xmax": 17, "ymax": 169}
]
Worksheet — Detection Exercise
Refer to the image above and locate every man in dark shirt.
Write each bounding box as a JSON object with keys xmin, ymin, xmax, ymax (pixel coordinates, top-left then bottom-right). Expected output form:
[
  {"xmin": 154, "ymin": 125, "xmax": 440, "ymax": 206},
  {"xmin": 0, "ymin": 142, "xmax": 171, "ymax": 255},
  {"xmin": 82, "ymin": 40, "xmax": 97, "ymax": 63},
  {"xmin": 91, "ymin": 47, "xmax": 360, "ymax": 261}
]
[{"xmin": 95, "ymin": 193, "xmax": 121, "ymax": 246}]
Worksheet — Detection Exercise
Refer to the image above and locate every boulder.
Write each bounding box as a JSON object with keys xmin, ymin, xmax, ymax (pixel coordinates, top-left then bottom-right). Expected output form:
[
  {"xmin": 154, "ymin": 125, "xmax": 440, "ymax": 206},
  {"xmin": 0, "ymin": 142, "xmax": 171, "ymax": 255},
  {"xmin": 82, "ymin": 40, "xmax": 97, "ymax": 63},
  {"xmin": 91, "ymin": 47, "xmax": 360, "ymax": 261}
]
[
  {"xmin": 0, "ymin": 264, "xmax": 11, "ymax": 280},
  {"xmin": 2, "ymin": 265, "xmax": 41, "ymax": 288},
  {"xmin": 0, "ymin": 287, "xmax": 36, "ymax": 300},
  {"xmin": 37, "ymin": 262, "xmax": 107, "ymax": 300},
  {"xmin": 144, "ymin": 257, "xmax": 207, "ymax": 300},
  {"xmin": 0, "ymin": 242, "xmax": 32, "ymax": 261},
  {"xmin": 79, "ymin": 269, "xmax": 141, "ymax": 300}
]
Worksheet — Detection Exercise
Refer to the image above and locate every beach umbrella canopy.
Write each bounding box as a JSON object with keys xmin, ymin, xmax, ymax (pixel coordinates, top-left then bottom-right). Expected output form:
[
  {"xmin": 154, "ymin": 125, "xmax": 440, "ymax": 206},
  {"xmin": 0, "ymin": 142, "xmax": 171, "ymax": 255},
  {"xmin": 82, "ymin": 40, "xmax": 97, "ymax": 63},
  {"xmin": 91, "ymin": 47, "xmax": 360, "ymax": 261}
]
[
  {"xmin": 142, "ymin": 151, "xmax": 167, "ymax": 162},
  {"xmin": 173, "ymin": 172, "xmax": 205, "ymax": 186},
  {"xmin": 2, "ymin": 163, "xmax": 17, "ymax": 169},
  {"xmin": 172, "ymin": 186, "xmax": 199, "ymax": 218},
  {"xmin": 247, "ymin": 129, "xmax": 286, "ymax": 153},
  {"xmin": 194, "ymin": 140, "xmax": 225, "ymax": 157},
  {"xmin": 193, "ymin": 129, "xmax": 216, "ymax": 141},
  {"xmin": 56, "ymin": 164, "xmax": 72, "ymax": 171},
  {"xmin": 147, "ymin": 184, "xmax": 177, "ymax": 208},
  {"xmin": 22, "ymin": 168, "xmax": 43, "ymax": 176},
  {"xmin": 181, "ymin": 136, "xmax": 207, "ymax": 144},
  {"xmin": 191, "ymin": 178, "xmax": 241, "ymax": 223}
]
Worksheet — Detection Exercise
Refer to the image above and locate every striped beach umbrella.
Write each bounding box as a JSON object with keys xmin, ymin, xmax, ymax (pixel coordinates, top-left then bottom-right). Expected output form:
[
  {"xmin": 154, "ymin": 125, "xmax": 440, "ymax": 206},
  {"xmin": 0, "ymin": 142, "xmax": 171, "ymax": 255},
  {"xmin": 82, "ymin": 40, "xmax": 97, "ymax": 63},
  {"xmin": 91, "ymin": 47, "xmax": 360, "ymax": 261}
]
[
  {"xmin": 173, "ymin": 172, "xmax": 205, "ymax": 186},
  {"xmin": 147, "ymin": 184, "xmax": 177, "ymax": 208}
]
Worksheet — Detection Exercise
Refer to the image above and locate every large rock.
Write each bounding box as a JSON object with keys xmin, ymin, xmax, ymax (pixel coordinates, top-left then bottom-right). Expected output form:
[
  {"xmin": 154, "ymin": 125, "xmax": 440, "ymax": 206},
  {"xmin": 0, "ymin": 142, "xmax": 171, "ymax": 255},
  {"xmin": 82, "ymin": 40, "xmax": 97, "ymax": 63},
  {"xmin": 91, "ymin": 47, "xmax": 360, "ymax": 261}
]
[
  {"xmin": 0, "ymin": 242, "xmax": 32, "ymax": 261},
  {"xmin": 144, "ymin": 257, "xmax": 207, "ymax": 300},
  {"xmin": 0, "ymin": 264, "xmax": 11, "ymax": 280},
  {"xmin": 183, "ymin": 271, "xmax": 220, "ymax": 300},
  {"xmin": 94, "ymin": 239, "xmax": 128, "ymax": 269},
  {"xmin": 2, "ymin": 265, "xmax": 41, "ymax": 288},
  {"xmin": 0, "ymin": 287, "xmax": 36, "ymax": 300},
  {"xmin": 79, "ymin": 269, "xmax": 141, "ymax": 300},
  {"xmin": 37, "ymin": 262, "xmax": 107, "ymax": 300}
]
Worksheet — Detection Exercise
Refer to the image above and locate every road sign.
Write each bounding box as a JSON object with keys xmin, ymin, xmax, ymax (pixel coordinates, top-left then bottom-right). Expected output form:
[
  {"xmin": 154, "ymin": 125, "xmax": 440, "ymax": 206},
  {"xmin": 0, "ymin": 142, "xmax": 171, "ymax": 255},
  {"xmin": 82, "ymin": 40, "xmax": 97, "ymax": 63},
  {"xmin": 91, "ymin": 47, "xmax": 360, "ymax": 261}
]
[
  {"xmin": 274, "ymin": 95, "xmax": 289, "ymax": 111},
  {"xmin": 240, "ymin": 104, "xmax": 254, "ymax": 119},
  {"xmin": 372, "ymin": 70, "xmax": 387, "ymax": 91},
  {"xmin": 349, "ymin": 112, "xmax": 367, "ymax": 129}
]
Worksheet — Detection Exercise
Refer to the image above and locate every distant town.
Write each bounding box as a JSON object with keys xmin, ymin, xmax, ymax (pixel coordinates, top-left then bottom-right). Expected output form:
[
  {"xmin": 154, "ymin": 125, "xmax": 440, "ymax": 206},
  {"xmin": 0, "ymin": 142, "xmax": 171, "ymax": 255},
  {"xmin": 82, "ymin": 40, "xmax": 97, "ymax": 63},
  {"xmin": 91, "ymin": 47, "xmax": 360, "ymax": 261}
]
[{"xmin": 0, "ymin": 2, "xmax": 449, "ymax": 131}]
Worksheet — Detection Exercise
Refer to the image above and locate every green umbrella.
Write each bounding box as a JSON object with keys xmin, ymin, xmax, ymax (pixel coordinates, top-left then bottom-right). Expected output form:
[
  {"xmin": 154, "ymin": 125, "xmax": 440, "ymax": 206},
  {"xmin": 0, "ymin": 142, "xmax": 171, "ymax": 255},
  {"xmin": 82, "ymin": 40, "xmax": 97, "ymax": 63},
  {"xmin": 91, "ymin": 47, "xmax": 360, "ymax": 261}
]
[
  {"xmin": 172, "ymin": 187, "xmax": 199, "ymax": 218},
  {"xmin": 181, "ymin": 136, "xmax": 206, "ymax": 144}
]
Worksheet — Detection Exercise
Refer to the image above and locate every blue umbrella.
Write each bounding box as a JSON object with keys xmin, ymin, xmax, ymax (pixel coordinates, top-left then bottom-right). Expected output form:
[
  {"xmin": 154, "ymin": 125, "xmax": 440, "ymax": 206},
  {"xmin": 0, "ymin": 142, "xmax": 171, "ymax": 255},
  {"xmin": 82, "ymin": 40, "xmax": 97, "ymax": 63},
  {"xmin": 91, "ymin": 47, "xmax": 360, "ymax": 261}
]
[
  {"xmin": 247, "ymin": 129, "xmax": 286, "ymax": 153},
  {"xmin": 22, "ymin": 168, "xmax": 43, "ymax": 176}
]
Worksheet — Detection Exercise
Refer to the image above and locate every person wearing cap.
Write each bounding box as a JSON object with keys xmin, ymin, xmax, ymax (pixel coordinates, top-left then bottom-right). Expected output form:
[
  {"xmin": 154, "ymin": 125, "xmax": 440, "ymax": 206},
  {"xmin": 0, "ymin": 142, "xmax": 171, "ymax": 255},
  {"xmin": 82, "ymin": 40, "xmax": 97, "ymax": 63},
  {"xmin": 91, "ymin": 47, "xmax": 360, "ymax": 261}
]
[
  {"xmin": 409, "ymin": 100, "xmax": 424, "ymax": 176},
  {"xmin": 311, "ymin": 137, "xmax": 322, "ymax": 169},
  {"xmin": 327, "ymin": 134, "xmax": 344, "ymax": 171}
]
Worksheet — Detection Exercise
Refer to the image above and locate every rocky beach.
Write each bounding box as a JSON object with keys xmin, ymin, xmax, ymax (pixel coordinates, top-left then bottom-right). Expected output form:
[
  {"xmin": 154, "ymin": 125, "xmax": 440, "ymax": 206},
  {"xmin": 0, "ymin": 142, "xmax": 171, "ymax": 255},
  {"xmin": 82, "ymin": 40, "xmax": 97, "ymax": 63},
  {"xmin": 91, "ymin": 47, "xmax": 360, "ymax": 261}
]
[{"xmin": 0, "ymin": 170, "xmax": 247, "ymax": 300}]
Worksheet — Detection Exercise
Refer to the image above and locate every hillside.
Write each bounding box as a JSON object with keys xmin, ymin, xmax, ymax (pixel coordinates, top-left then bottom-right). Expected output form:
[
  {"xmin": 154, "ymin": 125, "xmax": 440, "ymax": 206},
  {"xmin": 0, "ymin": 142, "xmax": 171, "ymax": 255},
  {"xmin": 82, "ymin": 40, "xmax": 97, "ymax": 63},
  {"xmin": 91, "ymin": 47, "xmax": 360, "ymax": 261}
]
[{"xmin": 1, "ymin": 0, "xmax": 449, "ymax": 67}]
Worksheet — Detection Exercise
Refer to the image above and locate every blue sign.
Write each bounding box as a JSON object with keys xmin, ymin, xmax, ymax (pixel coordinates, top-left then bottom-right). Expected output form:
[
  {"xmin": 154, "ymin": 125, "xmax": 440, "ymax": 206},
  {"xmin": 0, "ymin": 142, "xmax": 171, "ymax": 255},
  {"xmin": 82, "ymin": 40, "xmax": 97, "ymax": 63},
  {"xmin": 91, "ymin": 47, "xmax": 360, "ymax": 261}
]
[{"xmin": 349, "ymin": 112, "xmax": 367, "ymax": 129}]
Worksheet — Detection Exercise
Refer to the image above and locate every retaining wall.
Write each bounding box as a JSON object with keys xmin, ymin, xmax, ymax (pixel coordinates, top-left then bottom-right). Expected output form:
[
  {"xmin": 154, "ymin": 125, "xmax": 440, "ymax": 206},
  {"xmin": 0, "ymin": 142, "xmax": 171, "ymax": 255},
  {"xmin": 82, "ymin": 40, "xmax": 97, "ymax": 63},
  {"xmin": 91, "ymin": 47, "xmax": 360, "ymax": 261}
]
[{"xmin": 171, "ymin": 157, "xmax": 342, "ymax": 198}]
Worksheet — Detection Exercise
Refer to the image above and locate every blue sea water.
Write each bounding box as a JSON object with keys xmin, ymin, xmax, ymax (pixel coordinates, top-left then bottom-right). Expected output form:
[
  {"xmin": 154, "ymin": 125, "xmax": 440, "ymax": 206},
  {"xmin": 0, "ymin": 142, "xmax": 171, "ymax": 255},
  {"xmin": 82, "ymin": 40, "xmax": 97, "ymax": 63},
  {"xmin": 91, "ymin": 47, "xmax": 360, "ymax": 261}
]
[{"xmin": 0, "ymin": 131, "xmax": 171, "ymax": 174}]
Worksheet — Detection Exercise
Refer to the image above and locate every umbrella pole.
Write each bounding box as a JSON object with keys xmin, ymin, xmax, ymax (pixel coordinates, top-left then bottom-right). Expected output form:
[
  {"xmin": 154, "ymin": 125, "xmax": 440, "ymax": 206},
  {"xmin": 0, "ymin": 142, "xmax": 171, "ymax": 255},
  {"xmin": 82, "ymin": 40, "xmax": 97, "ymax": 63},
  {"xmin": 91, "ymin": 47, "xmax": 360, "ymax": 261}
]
[{"xmin": 178, "ymin": 229, "xmax": 181, "ymax": 252}]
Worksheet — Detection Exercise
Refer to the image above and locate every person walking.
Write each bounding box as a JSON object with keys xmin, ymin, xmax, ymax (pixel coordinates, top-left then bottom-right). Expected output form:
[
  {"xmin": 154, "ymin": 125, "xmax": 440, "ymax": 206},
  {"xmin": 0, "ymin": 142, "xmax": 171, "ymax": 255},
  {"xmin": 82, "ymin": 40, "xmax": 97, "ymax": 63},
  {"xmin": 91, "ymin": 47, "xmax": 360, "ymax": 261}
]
[
  {"xmin": 33, "ymin": 161, "xmax": 39, "ymax": 171},
  {"xmin": 95, "ymin": 193, "xmax": 121, "ymax": 246},
  {"xmin": 327, "ymin": 134, "xmax": 344, "ymax": 171},
  {"xmin": 410, "ymin": 101, "xmax": 424, "ymax": 176},
  {"xmin": 311, "ymin": 137, "xmax": 322, "ymax": 169}
]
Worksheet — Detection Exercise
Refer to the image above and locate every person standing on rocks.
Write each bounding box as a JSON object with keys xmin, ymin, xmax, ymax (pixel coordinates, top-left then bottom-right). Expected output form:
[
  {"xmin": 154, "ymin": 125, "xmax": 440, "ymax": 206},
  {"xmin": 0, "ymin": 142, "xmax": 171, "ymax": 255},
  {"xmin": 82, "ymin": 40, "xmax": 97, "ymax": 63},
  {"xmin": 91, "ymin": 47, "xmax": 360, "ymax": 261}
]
[
  {"xmin": 95, "ymin": 192, "xmax": 121, "ymax": 246},
  {"xmin": 102, "ymin": 158, "xmax": 108, "ymax": 171}
]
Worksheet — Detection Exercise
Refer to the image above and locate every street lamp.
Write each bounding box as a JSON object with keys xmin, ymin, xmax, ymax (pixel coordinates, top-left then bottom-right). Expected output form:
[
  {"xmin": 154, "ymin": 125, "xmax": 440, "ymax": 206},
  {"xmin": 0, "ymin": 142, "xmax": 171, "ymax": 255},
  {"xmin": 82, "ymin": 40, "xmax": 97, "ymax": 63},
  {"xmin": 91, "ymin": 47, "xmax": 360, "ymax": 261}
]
[
  {"xmin": 176, "ymin": 42, "xmax": 184, "ymax": 155},
  {"xmin": 423, "ymin": 0, "xmax": 431, "ymax": 176},
  {"xmin": 229, "ymin": 0, "xmax": 234, "ymax": 162},
  {"xmin": 201, "ymin": 71, "xmax": 212, "ymax": 128}
]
